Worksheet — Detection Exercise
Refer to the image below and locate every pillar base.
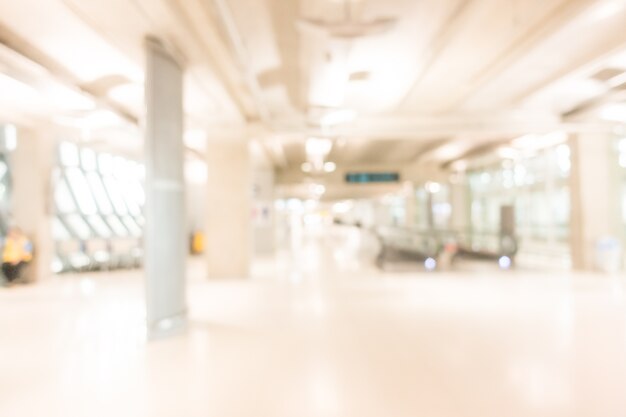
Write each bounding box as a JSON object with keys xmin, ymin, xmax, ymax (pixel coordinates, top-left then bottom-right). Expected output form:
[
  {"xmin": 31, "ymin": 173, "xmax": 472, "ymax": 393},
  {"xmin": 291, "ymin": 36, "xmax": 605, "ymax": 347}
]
[{"xmin": 148, "ymin": 313, "xmax": 188, "ymax": 340}]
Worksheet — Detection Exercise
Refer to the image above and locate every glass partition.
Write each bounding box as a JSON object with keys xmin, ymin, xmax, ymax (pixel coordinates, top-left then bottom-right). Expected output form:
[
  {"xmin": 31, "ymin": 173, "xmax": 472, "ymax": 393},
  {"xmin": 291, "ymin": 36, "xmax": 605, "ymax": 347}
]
[{"xmin": 466, "ymin": 143, "xmax": 571, "ymax": 266}]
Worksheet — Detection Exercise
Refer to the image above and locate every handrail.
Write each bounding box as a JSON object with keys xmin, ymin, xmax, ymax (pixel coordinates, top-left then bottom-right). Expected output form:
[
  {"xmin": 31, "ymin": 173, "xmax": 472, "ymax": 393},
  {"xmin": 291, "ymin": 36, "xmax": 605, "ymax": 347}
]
[{"xmin": 374, "ymin": 225, "xmax": 519, "ymax": 257}]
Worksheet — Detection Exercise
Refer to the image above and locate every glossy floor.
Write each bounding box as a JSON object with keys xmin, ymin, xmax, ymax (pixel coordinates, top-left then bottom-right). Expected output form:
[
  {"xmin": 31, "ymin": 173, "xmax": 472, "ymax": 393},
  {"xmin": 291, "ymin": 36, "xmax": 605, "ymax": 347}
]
[{"xmin": 1, "ymin": 226, "xmax": 626, "ymax": 416}]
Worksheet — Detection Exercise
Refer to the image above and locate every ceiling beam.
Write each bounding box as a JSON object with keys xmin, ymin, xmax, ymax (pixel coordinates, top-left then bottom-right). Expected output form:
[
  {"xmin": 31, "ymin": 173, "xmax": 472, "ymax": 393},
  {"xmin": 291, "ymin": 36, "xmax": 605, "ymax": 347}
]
[
  {"xmin": 130, "ymin": 0, "xmax": 255, "ymax": 120},
  {"xmin": 511, "ymin": 13, "xmax": 626, "ymax": 106},
  {"xmin": 399, "ymin": 0, "xmax": 476, "ymax": 108},
  {"xmin": 210, "ymin": 0, "xmax": 271, "ymax": 122},
  {"xmin": 0, "ymin": 22, "xmax": 138, "ymax": 124},
  {"xmin": 270, "ymin": 111, "xmax": 565, "ymax": 141},
  {"xmin": 440, "ymin": 0, "xmax": 599, "ymax": 112},
  {"xmin": 564, "ymin": 87, "xmax": 626, "ymax": 120}
]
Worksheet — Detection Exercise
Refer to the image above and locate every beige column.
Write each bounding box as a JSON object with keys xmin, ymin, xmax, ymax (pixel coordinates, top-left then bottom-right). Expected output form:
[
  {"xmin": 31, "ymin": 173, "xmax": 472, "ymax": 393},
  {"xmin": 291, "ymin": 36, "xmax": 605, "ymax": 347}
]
[
  {"xmin": 403, "ymin": 182, "xmax": 416, "ymax": 228},
  {"xmin": 570, "ymin": 132, "xmax": 621, "ymax": 271},
  {"xmin": 252, "ymin": 168, "xmax": 275, "ymax": 257},
  {"xmin": 10, "ymin": 126, "xmax": 54, "ymax": 282},
  {"xmin": 449, "ymin": 177, "xmax": 470, "ymax": 232},
  {"xmin": 206, "ymin": 139, "xmax": 251, "ymax": 278}
]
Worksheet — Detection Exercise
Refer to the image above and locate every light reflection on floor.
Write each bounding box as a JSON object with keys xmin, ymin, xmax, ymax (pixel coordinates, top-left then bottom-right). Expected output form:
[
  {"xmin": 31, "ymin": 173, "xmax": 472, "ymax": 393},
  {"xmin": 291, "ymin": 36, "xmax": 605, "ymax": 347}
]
[{"xmin": 1, "ymin": 225, "xmax": 626, "ymax": 416}]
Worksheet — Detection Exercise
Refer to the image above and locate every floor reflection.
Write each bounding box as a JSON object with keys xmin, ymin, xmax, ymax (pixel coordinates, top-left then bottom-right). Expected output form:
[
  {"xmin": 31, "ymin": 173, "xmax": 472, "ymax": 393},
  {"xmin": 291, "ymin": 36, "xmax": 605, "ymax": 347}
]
[{"xmin": 1, "ymin": 225, "xmax": 626, "ymax": 416}]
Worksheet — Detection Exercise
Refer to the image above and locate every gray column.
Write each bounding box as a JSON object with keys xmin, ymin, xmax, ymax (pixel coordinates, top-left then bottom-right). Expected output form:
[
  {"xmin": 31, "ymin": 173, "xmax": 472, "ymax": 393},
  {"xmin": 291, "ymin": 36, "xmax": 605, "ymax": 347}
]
[
  {"xmin": 570, "ymin": 132, "xmax": 621, "ymax": 271},
  {"xmin": 206, "ymin": 139, "xmax": 251, "ymax": 278},
  {"xmin": 144, "ymin": 37, "xmax": 186, "ymax": 338}
]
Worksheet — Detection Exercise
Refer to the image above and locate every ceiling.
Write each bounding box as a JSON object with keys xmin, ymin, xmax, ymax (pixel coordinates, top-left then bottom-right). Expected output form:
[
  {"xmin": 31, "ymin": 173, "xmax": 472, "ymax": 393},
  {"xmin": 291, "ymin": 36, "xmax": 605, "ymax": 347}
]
[{"xmin": 0, "ymin": 0, "xmax": 626, "ymax": 171}]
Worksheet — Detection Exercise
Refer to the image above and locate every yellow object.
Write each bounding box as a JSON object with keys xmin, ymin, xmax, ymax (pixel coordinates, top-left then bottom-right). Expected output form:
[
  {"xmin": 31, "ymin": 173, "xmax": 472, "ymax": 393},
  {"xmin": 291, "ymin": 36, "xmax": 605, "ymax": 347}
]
[
  {"xmin": 3, "ymin": 235, "xmax": 33, "ymax": 265},
  {"xmin": 191, "ymin": 232, "xmax": 204, "ymax": 254}
]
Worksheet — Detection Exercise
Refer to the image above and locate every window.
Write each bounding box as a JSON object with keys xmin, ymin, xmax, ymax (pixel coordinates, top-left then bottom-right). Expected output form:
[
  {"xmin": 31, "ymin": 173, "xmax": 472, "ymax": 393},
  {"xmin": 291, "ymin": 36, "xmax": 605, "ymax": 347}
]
[
  {"xmin": 0, "ymin": 161, "xmax": 7, "ymax": 182},
  {"xmin": 122, "ymin": 216, "xmax": 142, "ymax": 237},
  {"xmin": 65, "ymin": 214, "xmax": 91, "ymax": 240},
  {"xmin": 81, "ymin": 148, "xmax": 97, "ymax": 171},
  {"xmin": 103, "ymin": 176, "xmax": 128, "ymax": 215},
  {"xmin": 55, "ymin": 180, "xmax": 76, "ymax": 214},
  {"xmin": 87, "ymin": 216, "xmax": 112, "ymax": 238},
  {"xmin": 86, "ymin": 172, "xmax": 113, "ymax": 214},
  {"xmin": 106, "ymin": 215, "xmax": 128, "ymax": 237},
  {"xmin": 467, "ymin": 144, "xmax": 571, "ymax": 264},
  {"xmin": 98, "ymin": 153, "xmax": 113, "ymax": 175},
  {"xmin": 60, "ymin": 142, "xmax": 79, "ymax": 167},
  {"xmin": 130, "ymin": 179, "xmax": 145, "ymax": 207},
  {"xmin": 66, "ymin": 168, "xmax": 97, "ymax": 215},
  {"xmin": 52, "ymin": 217, "xmax": 71, "ymax": 240}
]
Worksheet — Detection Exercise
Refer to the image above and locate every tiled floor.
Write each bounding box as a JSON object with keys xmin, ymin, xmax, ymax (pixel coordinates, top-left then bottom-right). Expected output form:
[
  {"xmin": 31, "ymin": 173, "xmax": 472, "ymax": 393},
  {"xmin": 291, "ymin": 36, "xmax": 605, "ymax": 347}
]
[{"xmin": 1, "ymin": 226, "xmax": 626, "ymax": 416}]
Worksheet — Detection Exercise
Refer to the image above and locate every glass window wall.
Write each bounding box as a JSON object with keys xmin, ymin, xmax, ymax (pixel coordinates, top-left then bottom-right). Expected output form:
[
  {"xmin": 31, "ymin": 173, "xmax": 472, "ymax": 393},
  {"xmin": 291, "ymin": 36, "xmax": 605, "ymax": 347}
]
[{"xmin": 466, "ymin": 143, "xmax": 571, "ymax": 266}]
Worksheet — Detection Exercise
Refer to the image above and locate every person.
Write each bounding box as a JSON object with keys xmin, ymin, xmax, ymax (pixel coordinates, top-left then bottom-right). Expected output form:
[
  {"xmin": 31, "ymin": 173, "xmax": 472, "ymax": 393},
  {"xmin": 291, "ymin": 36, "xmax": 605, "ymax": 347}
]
[{"xmin": 2, "ymin": 227, "xmax": 33, "ymax": 284}]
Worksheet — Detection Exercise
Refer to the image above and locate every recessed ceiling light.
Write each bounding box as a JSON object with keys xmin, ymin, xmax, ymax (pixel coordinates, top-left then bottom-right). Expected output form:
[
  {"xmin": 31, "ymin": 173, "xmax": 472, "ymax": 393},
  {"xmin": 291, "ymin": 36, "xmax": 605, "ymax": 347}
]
[
  {"xmin": 324, "ymin": 161, "xmax": 337, "ymax": 173},
  {"xmin": 306, "ymin": 138, "xmax": 333, "ymax": 157}
]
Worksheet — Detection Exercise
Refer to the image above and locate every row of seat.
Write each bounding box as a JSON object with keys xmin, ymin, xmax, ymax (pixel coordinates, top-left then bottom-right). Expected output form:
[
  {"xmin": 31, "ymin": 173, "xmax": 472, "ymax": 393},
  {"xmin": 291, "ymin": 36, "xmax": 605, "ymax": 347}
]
[{"xmin": 53, "ymin": 237, "xmax": 143, "ymax": 273}]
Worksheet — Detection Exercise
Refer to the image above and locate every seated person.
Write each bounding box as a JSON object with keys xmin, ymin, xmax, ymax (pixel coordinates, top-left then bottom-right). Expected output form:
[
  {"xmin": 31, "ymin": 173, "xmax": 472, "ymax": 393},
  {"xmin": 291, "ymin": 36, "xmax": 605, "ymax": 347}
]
[{"xmin": 2, "ymin": 227, "xmax": 33, "ymax": 283}]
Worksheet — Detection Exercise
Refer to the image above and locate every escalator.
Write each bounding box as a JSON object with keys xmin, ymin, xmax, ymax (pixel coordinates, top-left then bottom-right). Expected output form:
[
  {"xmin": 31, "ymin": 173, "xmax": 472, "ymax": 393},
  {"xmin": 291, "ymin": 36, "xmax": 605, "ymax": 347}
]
[
  {"xmin": 374, "ymin": 226, "xmax": 518, "ymax": 271},
  {"xmin": 375, "ymin": 226, "xmax": 442, "ymax": 271}
]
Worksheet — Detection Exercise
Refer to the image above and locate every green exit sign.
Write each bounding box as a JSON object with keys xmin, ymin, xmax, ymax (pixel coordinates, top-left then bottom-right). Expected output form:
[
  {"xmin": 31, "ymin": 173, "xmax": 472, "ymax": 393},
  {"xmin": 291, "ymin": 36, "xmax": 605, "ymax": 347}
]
[{"xmin": 345, "ymin": 172, "xmax": 400, "ymax": 183}]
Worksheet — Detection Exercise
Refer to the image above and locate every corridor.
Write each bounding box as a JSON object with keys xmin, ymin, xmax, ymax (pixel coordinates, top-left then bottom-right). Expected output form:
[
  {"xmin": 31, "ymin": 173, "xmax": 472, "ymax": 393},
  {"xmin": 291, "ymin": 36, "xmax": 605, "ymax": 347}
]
[{"xmin": 1, "ymin": 226, "xmax": 625, "ymax": 417}]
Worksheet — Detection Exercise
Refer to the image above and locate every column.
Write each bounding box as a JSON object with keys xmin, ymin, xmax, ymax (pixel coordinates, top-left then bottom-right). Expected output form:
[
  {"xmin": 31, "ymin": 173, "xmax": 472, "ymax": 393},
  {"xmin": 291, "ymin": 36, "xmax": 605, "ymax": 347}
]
[
  {"xmin": 570, "ymin": 132, "xmax": 621, "ymax": 271},
  {"xmin": 449, "ymin": 178, "xmax": 470, "ymax": 232},
  {"xmin": 403, "ymin": 182, "xmax": 416, "ymax": 228},
  {"xmin": 144, "ymin": 37, "xmax": 186, "ymax": 338},
  {"xmin": 10, "ymin": 126, "xmax": 54, "ymax": 282},
  {"xmin": 206, "ymin": 139, "xmax": 251, "ymax": 278},
  {"xmin": 252, "ymin": 168, "xmax": 275, "ymax": 257}
]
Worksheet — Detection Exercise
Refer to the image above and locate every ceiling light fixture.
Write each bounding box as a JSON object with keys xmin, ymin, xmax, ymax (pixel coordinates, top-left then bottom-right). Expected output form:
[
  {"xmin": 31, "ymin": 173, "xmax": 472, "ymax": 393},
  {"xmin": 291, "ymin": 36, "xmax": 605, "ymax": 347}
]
[
  {"xmin": 324, "ymin": 161, "xmax": 337, "ymax": 173},
  {"xmin": 425, "ymin": 182, "xmax": 441, "ymax": 194},
  {"xmin": 306, "ymin": 137, "xmax": 333, "ymax": 158},
  {"xmin": 497, "ymin": 147, "xmax": 520, "ymax": 160}
]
